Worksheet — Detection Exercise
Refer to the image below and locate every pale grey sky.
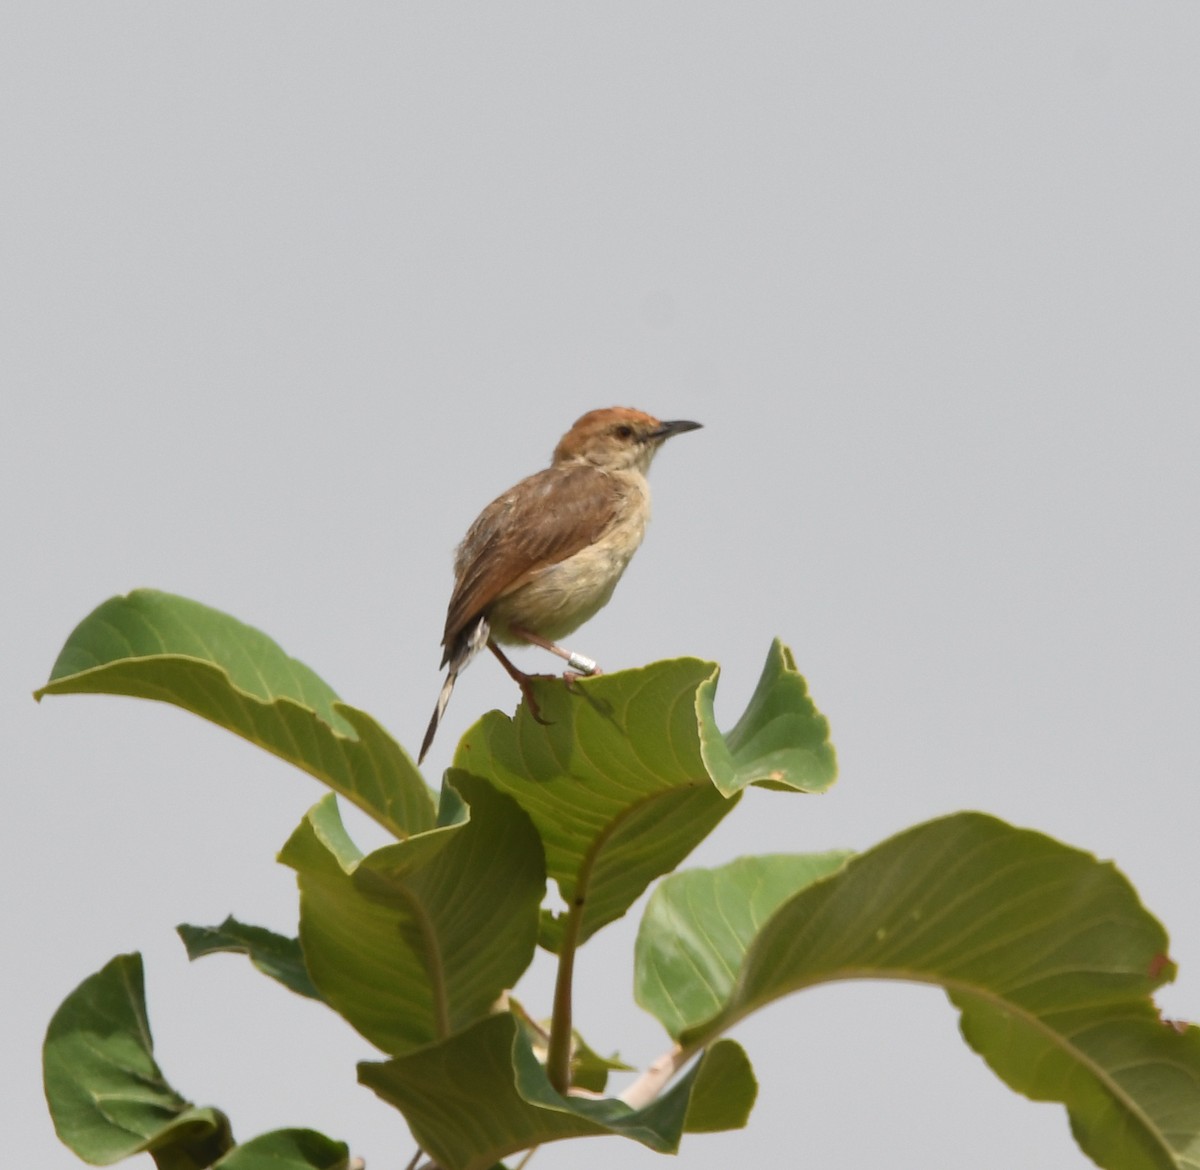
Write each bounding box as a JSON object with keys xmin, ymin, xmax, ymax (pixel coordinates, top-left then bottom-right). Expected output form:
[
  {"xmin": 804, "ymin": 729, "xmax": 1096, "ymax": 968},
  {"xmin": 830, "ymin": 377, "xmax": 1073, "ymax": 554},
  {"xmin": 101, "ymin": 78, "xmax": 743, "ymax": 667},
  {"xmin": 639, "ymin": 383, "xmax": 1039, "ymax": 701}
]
[{"xmin": 3, "ymin": 5, "xmax": 1198, "ymax": 1168}]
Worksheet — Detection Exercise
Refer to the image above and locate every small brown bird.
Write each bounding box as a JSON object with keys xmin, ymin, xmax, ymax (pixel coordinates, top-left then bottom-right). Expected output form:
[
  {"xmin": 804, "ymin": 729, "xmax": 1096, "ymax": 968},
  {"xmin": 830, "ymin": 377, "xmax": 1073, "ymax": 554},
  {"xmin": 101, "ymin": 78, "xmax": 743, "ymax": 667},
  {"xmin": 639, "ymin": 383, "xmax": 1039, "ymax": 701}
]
[{"xmin": 418, "ymin": 406, "xmax": 701, "ymax": 763}]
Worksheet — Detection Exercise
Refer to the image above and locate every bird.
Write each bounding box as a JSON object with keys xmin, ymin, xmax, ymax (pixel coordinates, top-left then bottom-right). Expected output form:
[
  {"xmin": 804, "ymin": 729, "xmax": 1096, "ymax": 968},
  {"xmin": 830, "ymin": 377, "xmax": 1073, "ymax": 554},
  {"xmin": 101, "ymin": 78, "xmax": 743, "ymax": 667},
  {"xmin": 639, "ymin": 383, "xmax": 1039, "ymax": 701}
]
[{"xmin": 418, "ymin": 406, "xmax": 702, "ymax": 764}]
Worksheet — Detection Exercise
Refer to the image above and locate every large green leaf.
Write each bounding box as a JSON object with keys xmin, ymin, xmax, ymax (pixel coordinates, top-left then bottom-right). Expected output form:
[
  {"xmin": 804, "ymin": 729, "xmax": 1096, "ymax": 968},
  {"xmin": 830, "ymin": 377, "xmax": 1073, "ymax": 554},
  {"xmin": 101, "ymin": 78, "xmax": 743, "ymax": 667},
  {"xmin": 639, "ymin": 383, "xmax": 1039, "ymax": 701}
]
[
  {"xmin": 636, "ymin": 813, "xmax": 1200, "ymax": 1170},
  {"xmin": 455, "ymin": 641, "xmax": 835, "ymax": 950},
  {"xmin": 34, "ymin": 590, "xmax": 436, "ymax": 838},
  {"xmin": 278, "ymin": 773, "xmax": 544, "ymax": 1055},
  {"xmin": 634, "ymin": 851, "xmax": 852, "ymax": 1037},
  {"xmin": 213, "ymin": 1129, "xmax": 350, "ymax": 1169},
  {"xmin": 177, "ymin": 917, "xmax": 322, "ymax": 1002},
  {"xmin": 43, "ymin": 953, "xmax": 234, "ymax": 1168},
  {"xmin": 358, "ymin": 1012, "xmax": 755, "ymax": 1170}
]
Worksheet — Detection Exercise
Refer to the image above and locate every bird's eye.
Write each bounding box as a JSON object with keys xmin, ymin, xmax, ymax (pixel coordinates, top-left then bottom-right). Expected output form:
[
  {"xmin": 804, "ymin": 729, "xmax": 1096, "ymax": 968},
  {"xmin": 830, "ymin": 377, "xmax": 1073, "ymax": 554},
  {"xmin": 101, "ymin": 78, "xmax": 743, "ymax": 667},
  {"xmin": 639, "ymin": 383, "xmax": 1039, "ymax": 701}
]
[{"xmin": 614, "ymin": 424, "xmax": 635, "ymax": 440}]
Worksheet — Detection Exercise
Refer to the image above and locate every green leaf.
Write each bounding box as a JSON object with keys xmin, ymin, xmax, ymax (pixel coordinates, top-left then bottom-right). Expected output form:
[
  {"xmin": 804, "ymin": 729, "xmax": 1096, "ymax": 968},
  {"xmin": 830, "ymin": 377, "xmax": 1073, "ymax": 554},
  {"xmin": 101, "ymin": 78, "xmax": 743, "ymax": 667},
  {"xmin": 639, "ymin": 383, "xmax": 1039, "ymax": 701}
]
[
  {"xmin": 213, "ymin": 1129, "xmax": 350, "ymax": 1170},
  {"xmin": 635, "ymin": 851, "xmax": 852, "ymax": 1037},
  {"xmin": 358, "ymin": 1012, "xmax": 751, "ymax": 1170},
  {"xmin": 637, "ymin": 813, "xmax": 1200, "ymax": 1170},
  {"xmin": 278, "ymin": 773, "xmax": 544, "ymax": 1055},
  {"xmin": 698, "ymin": 638, "xmax": 838, "ymax": 796},
  {"xmin": 567, "ymin": 1032, "xmax": 634, "ymax": 1096},
  {"xmin": 507, "ymin": 997, "xmax": 634, "ymax": 1095},
  {"xmin": 177, "ymin": 917, "xmax": 322, "ymax": 1002},
  {"xmin": 35, "ymin": 590, "xmax": 436, "ymax": 838},
  {"xmin": 681, "ymin": 1038, "xmax": 757, "ymax": 1134},
  {"xmin": 43, "ymin": 953, "xmax": 234, "ymax": 1167},
  {"xmin": 454, "ymin": 642, "xmax": 834, "ymax": 951}
]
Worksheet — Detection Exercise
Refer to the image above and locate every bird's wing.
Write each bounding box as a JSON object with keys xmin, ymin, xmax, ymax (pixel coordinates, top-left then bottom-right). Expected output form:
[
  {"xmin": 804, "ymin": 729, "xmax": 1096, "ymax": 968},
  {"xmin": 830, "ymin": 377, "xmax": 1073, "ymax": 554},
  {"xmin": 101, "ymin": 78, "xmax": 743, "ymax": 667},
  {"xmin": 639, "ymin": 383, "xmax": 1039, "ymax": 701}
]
[{"xmin": 441, "ymin": 464, "xmax": 622, "ymax": 656}]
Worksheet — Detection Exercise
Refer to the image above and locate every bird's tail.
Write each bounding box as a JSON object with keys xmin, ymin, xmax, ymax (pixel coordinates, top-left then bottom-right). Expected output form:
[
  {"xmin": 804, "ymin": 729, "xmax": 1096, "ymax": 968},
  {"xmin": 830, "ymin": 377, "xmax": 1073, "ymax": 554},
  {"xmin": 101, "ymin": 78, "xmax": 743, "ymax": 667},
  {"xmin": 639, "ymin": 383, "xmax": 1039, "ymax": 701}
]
[
  {"xmin": 419, "ymin": 615, "xmax": 491, "ymax": 766},
  {"xmin": 419, "ymin": 670, "xmax": 458, "ymax": 764}
]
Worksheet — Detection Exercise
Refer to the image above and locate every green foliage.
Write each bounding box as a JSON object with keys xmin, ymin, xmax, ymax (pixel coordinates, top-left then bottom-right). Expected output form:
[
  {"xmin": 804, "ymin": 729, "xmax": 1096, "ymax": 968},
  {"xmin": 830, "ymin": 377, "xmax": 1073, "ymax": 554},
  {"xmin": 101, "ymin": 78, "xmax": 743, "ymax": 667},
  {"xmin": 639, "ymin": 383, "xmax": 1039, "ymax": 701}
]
[
  {"xmin": 634, "ymin": 851, "xmax": 854, "ymax": 1037},
  {"xmin": 637, "ymin": 819, "xmax": 1200, "ymax": 1169},
  {"xmin": 176, "ymin": 917, "xmax": 321, "ymax": 1002},
  {"xmin": 277, "ymin": 774, "xmax": 545, "ymax": 1055},
  {"xmin": 43, "ymin": 954, "xmax": 346, "ymax": 1170},
  {"xmin": 37, "ymin": 591, "xmax": 1200, "ymax": 1170},
  {"xmin": 452, "ymin": 643, "xmax": 834, "ymax": 953},
  {"xmin": 44, "ymin": 952, "xmax": 232, "ymax": 1168},
  {"xmin": 211, "ymin": 1131, "xmax": 350, "ymax": 1170},
  {"xmin": 358, "ymin": 1014, "xmax": 755, "ymax": 1170},
  {"xmin": 35, "ymin": 589, "xmax": 436, "ymax": 838}
]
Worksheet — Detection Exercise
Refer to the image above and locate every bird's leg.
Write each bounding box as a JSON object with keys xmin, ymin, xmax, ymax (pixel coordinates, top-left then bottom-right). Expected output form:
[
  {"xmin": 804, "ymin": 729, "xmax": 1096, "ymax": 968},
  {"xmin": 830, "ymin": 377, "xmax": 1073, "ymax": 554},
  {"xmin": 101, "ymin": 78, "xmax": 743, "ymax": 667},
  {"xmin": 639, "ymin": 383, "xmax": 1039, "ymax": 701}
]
[
  {"xmin": 487, "ymin": 640, "xmax": 552, "ymax": 724},
  {"xmin": 508, "ymin": 624, "xmax": 603, "ymax": 678}
]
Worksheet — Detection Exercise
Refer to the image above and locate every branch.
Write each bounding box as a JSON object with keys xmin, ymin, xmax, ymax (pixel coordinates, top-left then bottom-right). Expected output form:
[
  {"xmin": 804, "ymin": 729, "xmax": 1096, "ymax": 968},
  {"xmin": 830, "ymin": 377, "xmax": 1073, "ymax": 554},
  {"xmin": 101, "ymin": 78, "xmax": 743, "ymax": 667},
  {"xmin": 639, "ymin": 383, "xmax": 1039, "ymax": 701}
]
[{"xmin": 618, "ymin": 1042, "xmax": 690, "ymax": 1110}]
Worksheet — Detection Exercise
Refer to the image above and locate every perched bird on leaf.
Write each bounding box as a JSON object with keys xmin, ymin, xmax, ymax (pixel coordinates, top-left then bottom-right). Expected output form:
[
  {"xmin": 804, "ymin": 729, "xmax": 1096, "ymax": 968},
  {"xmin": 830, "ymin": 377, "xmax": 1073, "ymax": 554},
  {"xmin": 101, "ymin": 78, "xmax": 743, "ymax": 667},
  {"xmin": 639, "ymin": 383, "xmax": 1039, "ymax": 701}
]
[{"xmin": 418, "ymin": 406, "xmax": 701, "ymax": 763}]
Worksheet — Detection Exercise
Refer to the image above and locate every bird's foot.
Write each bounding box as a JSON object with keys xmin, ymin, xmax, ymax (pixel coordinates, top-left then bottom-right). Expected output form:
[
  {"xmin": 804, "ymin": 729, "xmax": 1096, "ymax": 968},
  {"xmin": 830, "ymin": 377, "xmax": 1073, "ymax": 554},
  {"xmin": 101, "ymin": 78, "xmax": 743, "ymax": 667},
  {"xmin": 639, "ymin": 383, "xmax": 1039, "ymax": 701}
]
[
  {"xmin": 520, "ymin": 681, "xmax": 552, "ymax": 725},
  {"xmin": 562, "ymin": 666, "xmax": 602, "ymax": 691},
  {"xmin": 488, "ymin": 637, "xmax": 604, "ymax": 724}
]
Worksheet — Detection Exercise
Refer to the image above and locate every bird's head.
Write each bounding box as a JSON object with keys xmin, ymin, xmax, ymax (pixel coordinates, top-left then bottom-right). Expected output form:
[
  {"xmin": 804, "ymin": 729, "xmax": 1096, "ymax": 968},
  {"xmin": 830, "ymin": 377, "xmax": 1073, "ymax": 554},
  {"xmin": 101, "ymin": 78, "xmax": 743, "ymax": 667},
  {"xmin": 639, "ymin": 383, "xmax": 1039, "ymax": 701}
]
[{"xmin": 552, "ymin": 407, "xmax": 702, "ymax": 474}]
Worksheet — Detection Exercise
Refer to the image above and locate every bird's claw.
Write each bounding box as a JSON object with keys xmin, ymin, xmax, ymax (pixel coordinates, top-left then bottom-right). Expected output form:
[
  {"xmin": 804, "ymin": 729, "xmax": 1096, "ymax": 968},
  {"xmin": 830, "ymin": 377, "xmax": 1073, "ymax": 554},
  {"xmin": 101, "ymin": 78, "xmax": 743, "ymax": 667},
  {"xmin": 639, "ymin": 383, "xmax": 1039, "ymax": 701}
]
[
  {"xmin": 563, "ymin": 667, "xmax": 602, "ymax": 691},
  {"xmin": 519, "ymin": 669, "xmax": 602, "ymax": 723},
  {"xmin": 515, "ymin": 672, "xmax": 554, "ymax": 724}
]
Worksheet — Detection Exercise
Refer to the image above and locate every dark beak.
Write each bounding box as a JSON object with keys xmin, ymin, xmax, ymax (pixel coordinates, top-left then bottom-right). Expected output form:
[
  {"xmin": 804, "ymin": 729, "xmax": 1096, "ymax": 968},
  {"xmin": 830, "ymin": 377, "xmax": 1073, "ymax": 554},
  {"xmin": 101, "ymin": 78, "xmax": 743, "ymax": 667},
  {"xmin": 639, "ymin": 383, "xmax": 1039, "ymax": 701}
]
[{"xmin": 652, "ymin": 419, "xmax": 703, "ymax": 442}]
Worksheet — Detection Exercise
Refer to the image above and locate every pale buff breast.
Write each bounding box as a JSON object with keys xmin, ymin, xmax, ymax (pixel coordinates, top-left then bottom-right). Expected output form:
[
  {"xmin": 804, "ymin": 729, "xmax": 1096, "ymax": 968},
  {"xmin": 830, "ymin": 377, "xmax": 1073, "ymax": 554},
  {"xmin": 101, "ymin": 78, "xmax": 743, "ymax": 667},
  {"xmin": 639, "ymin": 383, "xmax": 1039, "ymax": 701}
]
[{"xmin": 488, "ymin": 478, "xmax": 650, "ymax": 645}]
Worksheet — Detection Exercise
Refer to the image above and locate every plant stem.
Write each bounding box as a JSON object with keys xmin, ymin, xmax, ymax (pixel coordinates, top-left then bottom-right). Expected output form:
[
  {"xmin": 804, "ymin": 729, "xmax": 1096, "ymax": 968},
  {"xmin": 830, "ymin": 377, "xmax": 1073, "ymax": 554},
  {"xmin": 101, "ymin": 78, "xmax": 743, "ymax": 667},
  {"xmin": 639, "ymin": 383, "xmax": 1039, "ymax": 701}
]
[
  {"xmin": 620, "ymin": 1043, "xmax": 690, "ymax": 1109},
  {"xmin": 545, "ymin": 894, "xmax": 586, "ymax": 1093}
]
